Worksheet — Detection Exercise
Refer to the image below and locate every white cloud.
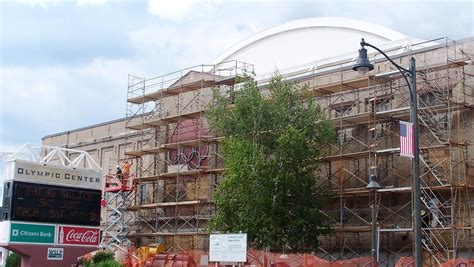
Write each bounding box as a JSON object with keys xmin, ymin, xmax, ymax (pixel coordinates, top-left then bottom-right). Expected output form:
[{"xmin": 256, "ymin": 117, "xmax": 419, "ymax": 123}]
[
  {"xmin": 0, "ymin": 1, "xmax": 267, "ymax": 151},
  {"xmin": 147, "ymin": 0, "xmax": 222, "ymax": 21},
  {"xmin": 76, "ymin": 0, "xmax": 107, "ymax": 6},
  {"xmin": 129, "ymin": 21, "xmax": 257, "ymax": 69},
  {"xmin": 0, "ymin": 11, "xmax": 262, "ymax": 150},
  {"xmin": 0, "ymin": 143, "xmax": 21, "ymax": 154},
  {"xmin": 16, "ymin": 0, "xmax": 62, "ymax": 7},
  {"xmin": 133, "ymin": 3, "xmax": 283, "ymax": 68},
  {"xmin": 0, "ymin": 57, "xmax": 148, "ymax": 150},
  {"xmin": 15, "ymin": 0, "xmax": 107, "ymax": 7}
]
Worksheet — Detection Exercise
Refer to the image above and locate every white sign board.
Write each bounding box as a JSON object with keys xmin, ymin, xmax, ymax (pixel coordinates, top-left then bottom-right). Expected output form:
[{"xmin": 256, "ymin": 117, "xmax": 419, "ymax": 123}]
[
  {"xmin": 0, "ymin": 222, "xmax": 10, "ymax": 244},
  {"xmin": 209, "ymin": 234, "xmax": 247, "ymax": 263},
  {"xmin": 5, "ymin": 160, "xmax": 102, "ymax": 190},
  {"xmin": 47, "ymin": 247, "xmax": 64, "ymax": 261}
]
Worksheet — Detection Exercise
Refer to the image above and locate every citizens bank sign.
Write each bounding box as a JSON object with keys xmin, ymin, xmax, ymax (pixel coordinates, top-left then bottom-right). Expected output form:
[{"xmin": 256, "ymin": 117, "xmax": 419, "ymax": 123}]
[{"xmin": 5, "ymin": 160, "xmax": 102, "ymax": 190}]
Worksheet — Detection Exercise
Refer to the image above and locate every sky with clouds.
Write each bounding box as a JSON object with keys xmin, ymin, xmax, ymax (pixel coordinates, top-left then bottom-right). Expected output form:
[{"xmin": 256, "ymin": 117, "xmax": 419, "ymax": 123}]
[{"xmin": 0, "ymin": 0, "xmax": 473, "ymax": 153}]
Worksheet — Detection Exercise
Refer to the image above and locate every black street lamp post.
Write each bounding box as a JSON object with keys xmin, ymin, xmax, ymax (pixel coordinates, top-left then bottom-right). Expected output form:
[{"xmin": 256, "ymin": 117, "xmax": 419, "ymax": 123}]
[
  {"xmin": 366, "ymin": 174, "xmax": 381, "ymax": 262},
  {"xmin": 353, "ymin": 38, "xmax": 422, "ymax": 266}
]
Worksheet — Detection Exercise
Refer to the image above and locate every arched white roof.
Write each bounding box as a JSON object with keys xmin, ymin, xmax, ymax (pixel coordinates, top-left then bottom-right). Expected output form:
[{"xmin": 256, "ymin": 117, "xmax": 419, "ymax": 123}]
[{"xmin": 212, "ymin": 17, "xmax": 414, "ymax": 75}]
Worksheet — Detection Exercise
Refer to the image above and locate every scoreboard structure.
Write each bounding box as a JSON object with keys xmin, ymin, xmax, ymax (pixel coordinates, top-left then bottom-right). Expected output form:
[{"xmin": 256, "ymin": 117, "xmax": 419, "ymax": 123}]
[
  {"xmin": 5, "ymin": 181, "xmax": 101, "ymax": 226},
  {"xmin": 0, "ymin": 144, "xmax": 103, "ymax": 267}
]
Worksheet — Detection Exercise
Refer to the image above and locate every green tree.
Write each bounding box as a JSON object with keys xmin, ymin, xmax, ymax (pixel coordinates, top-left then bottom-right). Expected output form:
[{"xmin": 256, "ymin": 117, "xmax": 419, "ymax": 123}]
[
  {"xmin": 207, "ymin": 74, "xmax": 335, "ymax": 253},
  {"xmin": 91, "ymin": 251, "xmax": 114, "ymax": 263},
  {"xmin": 5, "ymin": 252, "xmax": 21, "ymax": 267}
]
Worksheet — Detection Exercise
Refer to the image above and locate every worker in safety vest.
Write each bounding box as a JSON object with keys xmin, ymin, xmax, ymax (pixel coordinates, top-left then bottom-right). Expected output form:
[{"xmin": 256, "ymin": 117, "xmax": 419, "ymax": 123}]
[{"xmin": 121, "ymin": 160, "xmax": 132, "ymax": 187}]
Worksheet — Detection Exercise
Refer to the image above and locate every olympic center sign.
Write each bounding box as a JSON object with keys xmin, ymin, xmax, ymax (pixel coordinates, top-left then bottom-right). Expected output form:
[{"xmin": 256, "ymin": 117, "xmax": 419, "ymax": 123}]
[{"xmin": 4, "ymin": 160, "xmax": 102, "ymax": 190}]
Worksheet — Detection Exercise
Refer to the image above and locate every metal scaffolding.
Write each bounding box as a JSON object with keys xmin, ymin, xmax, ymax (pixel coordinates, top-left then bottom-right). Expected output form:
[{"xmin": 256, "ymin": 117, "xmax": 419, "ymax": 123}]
[
  {"xmin": 119, "ymin": 61, "xmax": 252, "ymax": 251},
  {"xmin": 310, "ymin": 37, "xmax": 473, "ymax": 265}
]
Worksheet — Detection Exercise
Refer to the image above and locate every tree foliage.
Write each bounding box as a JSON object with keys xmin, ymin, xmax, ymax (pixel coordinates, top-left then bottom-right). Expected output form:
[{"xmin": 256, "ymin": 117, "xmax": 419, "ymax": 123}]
[
  {"xmin": 206, "ymin": 74, "xmax": 335, "ymax": 253},
  {"xmin": 92, "ymin": 251, "xmax": 115, "ymax": 263},
  {"xmin": 78, "ymin": 251, "xmax": 123, "ymax": 267},
  {"xmin": 6, "ymin": 252, "xmax": 20, "ymax": 267}
]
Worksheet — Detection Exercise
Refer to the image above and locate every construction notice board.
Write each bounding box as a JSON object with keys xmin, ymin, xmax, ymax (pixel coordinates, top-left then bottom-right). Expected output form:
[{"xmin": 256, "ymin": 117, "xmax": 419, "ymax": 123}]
[{"xmin": 209, "ymin": 233, "xmax": 247, "ymax": 262}]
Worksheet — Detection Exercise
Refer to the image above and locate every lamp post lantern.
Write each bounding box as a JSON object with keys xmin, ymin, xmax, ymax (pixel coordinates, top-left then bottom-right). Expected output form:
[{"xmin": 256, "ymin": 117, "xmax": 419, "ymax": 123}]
[{"xmin": 353, "ymin": 38, "xmax": 422, "ymax": 267}]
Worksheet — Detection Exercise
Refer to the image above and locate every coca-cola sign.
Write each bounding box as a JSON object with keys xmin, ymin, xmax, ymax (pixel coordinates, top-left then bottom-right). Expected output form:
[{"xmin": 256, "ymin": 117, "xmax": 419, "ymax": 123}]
[{"xmin": 57, "ymin": 226, "xmax": 100, "ymax": 246}]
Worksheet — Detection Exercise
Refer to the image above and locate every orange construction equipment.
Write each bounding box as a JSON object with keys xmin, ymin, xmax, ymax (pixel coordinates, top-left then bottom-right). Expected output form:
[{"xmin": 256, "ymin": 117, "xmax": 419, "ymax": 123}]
[{"xmin": 103, "ymin": 173, "xmax": 135, "ymax": 193}]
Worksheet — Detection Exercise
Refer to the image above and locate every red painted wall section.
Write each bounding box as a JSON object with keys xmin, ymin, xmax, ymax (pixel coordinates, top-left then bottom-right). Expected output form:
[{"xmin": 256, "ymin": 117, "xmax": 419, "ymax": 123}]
[
  {"xmin": 6, "ymin": 244, "xmax": 95, "ymax": 267},
  {"xmin": 167, "ymin": 118, "xmax": 210, "ymax": 169}
]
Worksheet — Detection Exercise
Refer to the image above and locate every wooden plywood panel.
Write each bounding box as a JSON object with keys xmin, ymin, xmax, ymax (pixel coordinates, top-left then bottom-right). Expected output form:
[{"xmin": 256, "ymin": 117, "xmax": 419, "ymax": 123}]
[
  {"xmin": 198, "ymin": 177, "xmax": 210, "ymax": 200},
  {"xmin": 176, "ymin": 236, "xmax": 194, "ymax": 251}
]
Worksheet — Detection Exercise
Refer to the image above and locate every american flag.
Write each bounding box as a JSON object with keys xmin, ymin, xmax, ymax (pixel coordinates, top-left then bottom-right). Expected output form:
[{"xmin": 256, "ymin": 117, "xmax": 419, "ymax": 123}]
[{"xmin": 400, "ymin": 121, "xmax": 414, "ymax": 158}]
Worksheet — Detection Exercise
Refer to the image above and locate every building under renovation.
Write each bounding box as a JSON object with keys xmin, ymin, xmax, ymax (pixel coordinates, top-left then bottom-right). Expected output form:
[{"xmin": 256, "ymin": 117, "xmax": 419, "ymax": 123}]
[{"xmin": 42, "ymin": 18, "xmax": 474, "ymax": 265}]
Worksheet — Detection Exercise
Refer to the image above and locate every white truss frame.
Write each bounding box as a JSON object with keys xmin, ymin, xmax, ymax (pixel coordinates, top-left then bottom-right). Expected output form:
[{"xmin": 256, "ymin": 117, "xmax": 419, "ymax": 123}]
[{"xmin": 5, "ymin": 143, "xmax": 101, "ymax": 171}]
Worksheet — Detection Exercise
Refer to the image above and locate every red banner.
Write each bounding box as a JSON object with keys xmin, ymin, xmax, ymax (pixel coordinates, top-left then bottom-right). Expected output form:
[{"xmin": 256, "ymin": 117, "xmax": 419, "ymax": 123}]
[{"xmin": 57, "ymin": 226, "xmax": 100, "ymax": 246}]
